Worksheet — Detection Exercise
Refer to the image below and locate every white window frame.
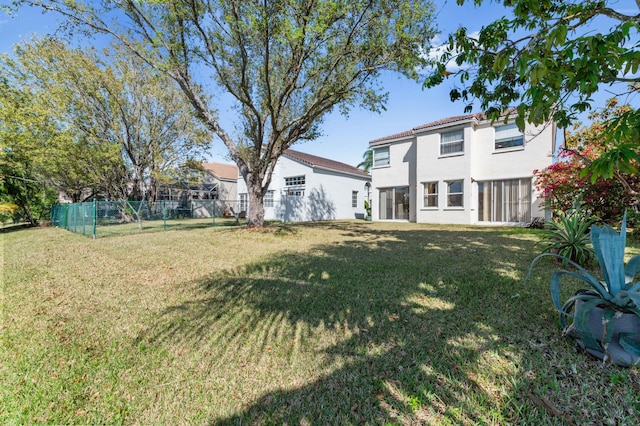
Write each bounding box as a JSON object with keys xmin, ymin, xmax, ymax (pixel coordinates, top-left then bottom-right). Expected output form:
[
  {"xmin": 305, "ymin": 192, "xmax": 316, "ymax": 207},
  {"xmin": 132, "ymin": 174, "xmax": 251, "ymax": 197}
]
[
  {"xmin": 264, "ymin": 190, "xmax": 274, "ymax": 208},
  {"xmin": 239, "ymin": 193, "xmax": 248, "ymax": 211},
  {"xmin": 284, "ymin": 175, "xmax": 305, "ymax": 197},
  {"xmin": 495, "ymin": 123, "xmax": 524, "ymax": 150},
  {"xmin": 440, "ymin": 129, "xmax": 464, "ymax": 155},
  {"xmin": 284, "ymin": 188, "xmax": 304, "ymax": 197},
  {"xmin": 285, "ymin": 175, "xmax": 305, "ymax": 186},
  {"xmin": 373, "ymin": 146, "xmax": 390, "ymax": 168},
  {"xmin": 447, "ymin": 180, "xmax": 464, "ymax": 207},
  {"xmin": 423, "ymin": 182, "xmax": 438, "ymax": 208}
]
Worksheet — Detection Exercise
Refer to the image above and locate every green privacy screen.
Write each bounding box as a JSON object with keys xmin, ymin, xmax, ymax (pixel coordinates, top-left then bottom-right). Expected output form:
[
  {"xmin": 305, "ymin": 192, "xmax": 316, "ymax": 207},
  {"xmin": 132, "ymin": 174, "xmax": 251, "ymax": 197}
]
[{"xmin": 51, "ymin": 200, "xmax": 242, "ymax": 238}]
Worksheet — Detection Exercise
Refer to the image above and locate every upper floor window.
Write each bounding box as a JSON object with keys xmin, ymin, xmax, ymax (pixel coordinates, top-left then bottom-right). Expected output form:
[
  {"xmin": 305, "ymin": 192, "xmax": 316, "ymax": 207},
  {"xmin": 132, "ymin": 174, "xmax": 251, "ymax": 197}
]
[
  {"xmin": 285, "ymin": 175, "xmax": 305, "ymax": 186},
  {"xmin": 373, "ymin": 146, "xmax": 390, "ymax": 167},
  {"xmin": 440, "ymin": 129, "xmax": 464, "ymax": 155},
  {"xmin": 495, "ymin": 123, "xmax": 524, "ymax": 150}
]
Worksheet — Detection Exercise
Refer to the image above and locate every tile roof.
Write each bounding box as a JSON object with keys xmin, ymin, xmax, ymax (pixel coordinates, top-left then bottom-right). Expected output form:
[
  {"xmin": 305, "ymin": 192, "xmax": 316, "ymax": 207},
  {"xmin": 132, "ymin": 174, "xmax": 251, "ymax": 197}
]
[
  {"xmin": 202, "ymin": 162, "xmax": 238, "ymax": 180},
  {"xmin": 369, "ymin": 129, "xmax": 414, "ymax": 144},
  {"xmin": 285, "ymin": 148, "xmax": 370, "ymax": 178},
  {"xmin": 412, "ymin": 112, "xmax": 487, "ymax": 132},
  {"xmin": 370, "ymin": 110, "xmax": 518, "ymax": 145}
]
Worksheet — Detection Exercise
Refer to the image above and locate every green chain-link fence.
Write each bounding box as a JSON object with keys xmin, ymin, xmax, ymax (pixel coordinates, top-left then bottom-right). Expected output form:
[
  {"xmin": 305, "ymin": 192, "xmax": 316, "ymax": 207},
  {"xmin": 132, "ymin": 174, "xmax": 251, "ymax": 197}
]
[{"xmin": 51, "ymin": 199, "xmax": 244, "ymax": 238}]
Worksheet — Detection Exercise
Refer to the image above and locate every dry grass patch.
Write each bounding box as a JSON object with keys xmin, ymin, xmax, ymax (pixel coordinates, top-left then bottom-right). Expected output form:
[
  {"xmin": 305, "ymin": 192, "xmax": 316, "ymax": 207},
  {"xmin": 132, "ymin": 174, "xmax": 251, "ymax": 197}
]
[{"xmin": 2, "ymin": 221, "xmax": 639, "ymax": 424}]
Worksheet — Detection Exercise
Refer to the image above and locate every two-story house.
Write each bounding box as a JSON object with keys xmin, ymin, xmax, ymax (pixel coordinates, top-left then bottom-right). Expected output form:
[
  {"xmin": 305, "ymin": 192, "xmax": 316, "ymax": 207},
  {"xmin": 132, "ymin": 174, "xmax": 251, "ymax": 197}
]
[
  {"xmin": 369, "ymin": 112, "xmax": 556, "ymax": 225},
  {"xmin": 236, "ymin": 149, "xmax": 371, "ymax": 222}
]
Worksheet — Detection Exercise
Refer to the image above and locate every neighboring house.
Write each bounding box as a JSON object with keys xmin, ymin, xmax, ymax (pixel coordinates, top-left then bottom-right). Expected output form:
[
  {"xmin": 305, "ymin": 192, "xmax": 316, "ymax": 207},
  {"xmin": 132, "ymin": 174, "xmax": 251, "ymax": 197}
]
[
  {"xmin": 200, "ymin": 162, "xmax": 239, "ymax": 202},
  {"xmin": 153, "ymin": 161, "xmax": 238, "ymax": 218},
  {"xmin": 369, "ymin": 112, "xmax": 556, "ymax": 225},
  {"xmin": 236, "ymin": 149, "xmax": 371, "ymax": 222},
  {"xmin": 157, "ymin": 162, "xmax": 238, "ymax": 202}
]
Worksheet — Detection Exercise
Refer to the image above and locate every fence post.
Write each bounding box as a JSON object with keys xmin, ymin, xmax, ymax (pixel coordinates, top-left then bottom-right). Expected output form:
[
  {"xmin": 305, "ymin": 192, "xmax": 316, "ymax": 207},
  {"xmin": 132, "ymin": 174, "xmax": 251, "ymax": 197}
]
[
  {"xmin": 163, "ymin": 200, "xmax": 167, "ymax": 231},
  {"xmin": 211, "ymin": 199, "xmax": 215, "ymax": 226},
  {"xmin": 93, "ymin": 200, "xmax": 97, "ymax": 239}
]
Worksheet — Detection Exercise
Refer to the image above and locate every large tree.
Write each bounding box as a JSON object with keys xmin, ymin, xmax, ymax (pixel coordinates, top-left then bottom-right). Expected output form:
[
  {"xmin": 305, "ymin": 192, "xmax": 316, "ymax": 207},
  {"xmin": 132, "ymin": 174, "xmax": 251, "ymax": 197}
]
[
  {"xmin": 0, "ymin": 73, "xmax": 76, "ymax": 222},
  {"xmin": 2, "ymin": 38, "xmax": 211, "ymax": 201},
  {"xmin": 17, "ymin": 0, "xmax": 437, "ymax": 227},
  {"xmin": 425, "ymin": 0, "xmax": 639, "ymax": 188}
]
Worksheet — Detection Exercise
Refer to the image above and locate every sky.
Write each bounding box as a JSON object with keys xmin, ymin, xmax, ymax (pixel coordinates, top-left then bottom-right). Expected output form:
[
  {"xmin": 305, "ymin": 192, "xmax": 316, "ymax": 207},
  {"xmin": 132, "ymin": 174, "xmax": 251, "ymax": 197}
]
[{"xmin": 1, "ymin": 1, "xmax": 638, "ymax": 168}]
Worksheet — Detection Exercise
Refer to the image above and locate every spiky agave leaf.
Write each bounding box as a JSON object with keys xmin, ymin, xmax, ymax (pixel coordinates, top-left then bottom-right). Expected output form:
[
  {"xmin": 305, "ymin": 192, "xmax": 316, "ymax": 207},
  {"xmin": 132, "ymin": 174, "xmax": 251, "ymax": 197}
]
[
  {"xmin": 619, "ymin": 333, "xmax": 640, "ymax": 358},
  {"xmin": 625, "ymin": 255, "xmax": 640, "ymax": 287},
  {"xmin": 590, "ymin": 212, "xmax": 627, "ymax": 295},
  {"xmin": 573, "ymin": 297, "xmax": 607, "ymax": 352},
  {"xmin": 527, "ymin": 252, "xmax": 612, "ymax": 308}
]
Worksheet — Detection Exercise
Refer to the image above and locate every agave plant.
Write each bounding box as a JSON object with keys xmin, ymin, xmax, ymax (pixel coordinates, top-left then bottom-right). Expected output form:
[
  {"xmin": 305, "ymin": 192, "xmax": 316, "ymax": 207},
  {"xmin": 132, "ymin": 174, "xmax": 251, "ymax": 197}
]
[
  {"xmin": 529, "ymin": 212, "xmax": 640, "ymax": 365},
  {"xmin": 539, "ymin": 200, "xmax": 597, "ymax": 267}
]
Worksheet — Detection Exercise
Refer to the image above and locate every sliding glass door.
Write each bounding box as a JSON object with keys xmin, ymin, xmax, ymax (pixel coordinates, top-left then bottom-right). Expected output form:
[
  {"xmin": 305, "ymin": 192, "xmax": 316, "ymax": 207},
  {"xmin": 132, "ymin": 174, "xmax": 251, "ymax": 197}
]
[
  {"xmin": 378, "ymin": 187, "xmax": 410, "ymax": 220},
  {"xmin": 478, "ymin": 178, "xmax": 531, "ymax": 223}
]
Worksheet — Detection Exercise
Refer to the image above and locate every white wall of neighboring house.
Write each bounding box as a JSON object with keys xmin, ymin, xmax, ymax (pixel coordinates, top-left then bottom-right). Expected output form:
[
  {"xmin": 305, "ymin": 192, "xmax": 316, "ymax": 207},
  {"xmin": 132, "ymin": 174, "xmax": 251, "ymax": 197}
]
[
  {"xmin": 370, "ymin": 114, "xmax": 555, "ymax": 225},
  {"xmin": 236, "ymin": 153, "xmax": 371, "ymax": 222}
]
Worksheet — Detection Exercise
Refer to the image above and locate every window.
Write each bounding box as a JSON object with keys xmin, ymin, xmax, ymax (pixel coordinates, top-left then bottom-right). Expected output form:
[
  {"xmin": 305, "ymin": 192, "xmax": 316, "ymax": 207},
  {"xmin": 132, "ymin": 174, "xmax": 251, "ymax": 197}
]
[
  {"xmin": 478, "ymin": 178, "xmax": 531, "ymax": 222},
  {"xmin": 239, "ymin": 193, "xmax": 248, "ymax": 211},
  {"xmin": 284, "ymin": 175, "xmax": 305, "ymax": 196},
  {"xmin": 447, "ymin": 180, "xmax": 463, "ymax": 207},
  {"xmin": 495, "ymin": 124, "xmax": 524, "ymax": 150},
  {"xmin": 373, "ymin": 146, "xmax": 390, "ymax": 167},
  {"xmin": 285, "ymin": 189, "xmax": 304, "ymax": 197},
  {"xmin": 423, "ymin": 182, "xmax": 438, "ymax": 208},
  {"xmin": 440, "ymin": 129, "xmax": 464, "ymax": 155},
  {"xmin": 285, "ymin": 175, "xmax": 305, "ymax": 186},
  {"xmin": 264, "ymin": 190, "xmax": 274, "ymax": 208},
  {"xmin": 352, "ymin": 191, "xmax": 358, "ymax": 208}
]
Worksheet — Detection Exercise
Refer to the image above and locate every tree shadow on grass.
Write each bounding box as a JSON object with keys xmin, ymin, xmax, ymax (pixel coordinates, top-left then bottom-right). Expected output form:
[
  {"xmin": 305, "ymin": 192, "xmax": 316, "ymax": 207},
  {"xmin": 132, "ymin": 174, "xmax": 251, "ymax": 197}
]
[{"xmin": 135, "ymin": 223, "xmax": 566, "ymax": 424}]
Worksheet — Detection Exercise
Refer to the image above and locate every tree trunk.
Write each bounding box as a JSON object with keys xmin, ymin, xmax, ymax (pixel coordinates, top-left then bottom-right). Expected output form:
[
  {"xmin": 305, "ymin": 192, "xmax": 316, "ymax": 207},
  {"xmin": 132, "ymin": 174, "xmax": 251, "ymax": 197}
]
[{"xmin": 246, "ymin": 180, "xmax": 265, "ymax": 228}]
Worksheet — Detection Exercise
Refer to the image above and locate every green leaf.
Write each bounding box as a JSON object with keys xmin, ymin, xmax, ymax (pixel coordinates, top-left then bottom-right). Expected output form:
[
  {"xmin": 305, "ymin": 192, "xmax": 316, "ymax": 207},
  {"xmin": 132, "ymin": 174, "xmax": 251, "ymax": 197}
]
[
  {"xmin": 627, "ymin": 291, "xmax": 640, "ymax": 309},
  {"xmin": 590, "ymin": 218, "xmax": 626, "ymax": 296},
  {"xmin": 624, "ymin": 256, "xmax": 640, "ymax": 285},
  {"xmin": 573, "ymin": 298, "xmax": 604, "ymax": 352},
  {"xmin": 619, "ymin": 333, "xmax": 640, "ymax": 358}
]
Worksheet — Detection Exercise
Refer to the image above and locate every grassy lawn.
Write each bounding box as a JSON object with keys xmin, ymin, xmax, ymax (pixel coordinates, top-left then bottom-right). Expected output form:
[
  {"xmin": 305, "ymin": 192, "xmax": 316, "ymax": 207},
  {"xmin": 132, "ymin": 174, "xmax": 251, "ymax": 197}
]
[
  {"xmin": 95, "ymin": 217, "xmax": 245, "ymax": 238},
  {"xmin": 2, "ymin": 221, "xmax": 639, "ymax": 424}
]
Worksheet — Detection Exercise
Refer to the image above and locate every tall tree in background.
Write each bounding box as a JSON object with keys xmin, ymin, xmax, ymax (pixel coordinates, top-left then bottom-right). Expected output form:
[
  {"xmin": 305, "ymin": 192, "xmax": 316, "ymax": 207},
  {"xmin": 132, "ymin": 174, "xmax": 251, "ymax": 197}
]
[
  {"xmin": 18, "ymin": 0, "xmax": 438, "ymax": 227},
  {"xmin": 357, "ymin": 150, "xmax": 373, "ymax": 173},
  {"xmin": 426, "ymin": 0, "xmax": 639, "ymax": 189},
  {"xmin": 0, "ymin": 73, "xmax": 72, "ymax": 222},
  {"xmin": 2, "ymin": 38, "xmax": 211, "ymax": 201}
]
